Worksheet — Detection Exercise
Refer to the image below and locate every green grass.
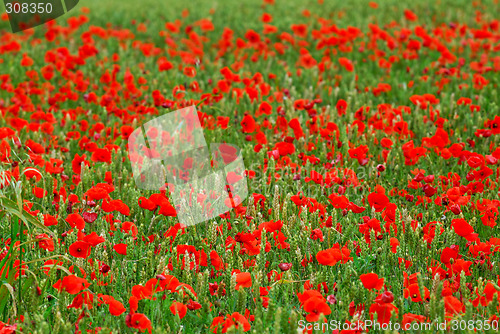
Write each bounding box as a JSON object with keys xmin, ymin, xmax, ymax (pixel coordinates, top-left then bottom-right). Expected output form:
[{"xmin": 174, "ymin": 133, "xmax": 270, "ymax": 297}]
[{"xmin": 1, "ymin": 0, "xmax": 500, "ymax": 333}]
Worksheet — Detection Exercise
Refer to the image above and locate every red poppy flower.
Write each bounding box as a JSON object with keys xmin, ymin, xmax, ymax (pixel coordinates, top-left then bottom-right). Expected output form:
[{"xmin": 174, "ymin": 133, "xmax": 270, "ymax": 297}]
[
  {"xmin": 91, "ymin": 148, "xmax": 112, "ymax": 163},
  {"xmin": 157, "ymin": 200, "xmax": 177, "ymax": 217},
  {"xmin": 360, "ymin": 273, "xmax": 384, "ymax": 291},
  {"xmin": 125, "ymin": 313, "xmax": 152, "ymax": 333},
  {"xmin": 210, "ymin": 313, "xmax": 251, "ymax": 333},
  {"xmin": 403, "ymin": 283, "xmax": 429, "ymax": 302},
  {"xmin": 36, "ymin": 234, "xmax": 55, "ymax": 252},
  {"xmin": 32, "ymin": 186, "xmax": 47, "ymax": 198},
  {"xmin": 316, "ymin": 246, "xmax": 352, "ymax": 266},
  {"xmin": 82, "ymin": 211, "xmax": 98, "ymax": 223},
  {"xmin": 369, "ymin": 301, "xmax": 398, "ymax": 324},
  {"xmin": 244, "ymin": 29, "xmax": 260, "ymax": 43},
  {"xmin": 69, "ymin": 241, "xmax": 91, "ymax": 258},
  {"xmin": 367, "ymin": 192, "xmax": 390, "ymax": 212},
  {"xmin": 20, "ymin": 53, "xmax": 34, "ymax": 66},
  {"xmin": 235, "ymin": 272, "xmax": 252, "ymax": 290},
  {"xmin": 84, "ymin": 186, "xmax": 110, "ymax": 201},
  {"xmin": 336, "ymin": 99, "xmax": 348, "ymax": 116},
  {"xmin": 380, "ymin": 138, "xmax": 393, "ymax": 148},
  {"xmin": 71, "ymin": 154, "xmax": 88, "ymax": 175},
  {"xmin": 82, "ymin": 231, "xmax": 106, "ymax": 246},
  {"xmin": 240, "ymin": 115, "xmax": 256, "ymax": 133},
  {"xmin": 339, "ymin": 57, "xmax": 354, "ymax": 71},
  {"xmin": 210, "ymin": 250, "xmax": 225, "ymax": 270},
  {"xmin": 451, "ymin": 218, "xmax": 478, "ymax": 242},
  {"xmin": 66, "ymin": 213, "xmax": 86, "ymax": 230},
  {"xmin": 113, "ymin": 243, "xmax": 128, "ymax": 255},
  {"xmin": 53, "ymin": 275, "xmax": 90, "ymax": 294},
  {"xmin": 169, "ymin": 301, "xmax": 187, "ymax": 319},
  {"xmin": 444, "ymin": 295, "xmax": 465, "ymax": 315},
  {"xmin": 100, "ymin": 295, "xmax": 126, "ymax": 316},
  {"xmin": 303, "ymin": 297, "xmax": 331, "ymax": 321},
  {"xmin": 256, "ymin": 101, "xmax": 272, "ymax": 117},
  {"xmin": 138, "ymin": 197, "xmax": 157, "ymax": 211},
  {"xmin": 102, "ymin": 198, "xmax": 130, "ymax": 216},
  {"xmin": 404, "ymin": 9, "xmax": 418, "ymax": 21},
  {"xmin": 390, "ymin": 238, "xmax": 400, "ymax": 253},
  {"xmin": 43, "ymin": 214, "xmax": 58, "ymax": 226}
]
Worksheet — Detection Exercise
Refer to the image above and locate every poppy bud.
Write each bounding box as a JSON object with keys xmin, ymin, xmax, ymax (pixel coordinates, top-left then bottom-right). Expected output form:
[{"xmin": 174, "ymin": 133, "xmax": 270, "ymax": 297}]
[
  {"xmin": 342, "ymin": 209, "xmax": 348, "ymax": 216},
  {"xmin": 413, "ymin": 172, "xmax": 425, "ymax": 182},
  {"xmin": 125, "ymin": 314, "xmax": 132, "ymax": 327},
  {"xmin": 278, "ymin": 263, "xmax": 292, "ymax": 271},
  {"xmin": 307, "ymin": 109, "xmax": 317, "ymax": 117},
  {"xmin": 450, "ymin": 204, "xmax": 461, "ymax": 215},
  {"xmin": 423, "ymin": 175, "xmax": 434, "ymax": 183},
  {"xmin": 405, "ymin": 194, "xmax": 414, "ymax": 202},
  {"xmin": 338, "ymin": 186, "xmax": 346, "ymax": 195},
  {"xmin": 83, "ymin": 211, "xmax": 98, "ymax": 223},
  {"xmin": 381, "ymin": 290, "xmax": 394, "ymax": 303},
  {"xmin": 422, "ymin": 184, "xmax": 437, "ymax": 197},
  {"xmin": 293, "ymin": 174, "xmax": 301, "ymax": 181},
  {"xmin": 359, "ymin": 158, "xmax": 369, "ymax": 166},
  {"xmin": 485, "ymin": 155, "xmax": 497, "ymax": 165},
  {"xmin": 466, "ymin": 172, "xmax": 475, "ymax": 182},
  {"xmin": 156, "ymin": 274, "xmax": 166, "ymax": 280},
  {"xmin": 304, "ymin": 102, "xmax": 315, "ymax": 110},
  {"xmin": 327, "ymin": 295, "xmax": 337, "ymax": 304},
  {"xmin": 376, "ymin": 164, "xmax": 385, "ymax": 172},
  {"xmin": 268, "ymin": 150, "xmax": 280, "ymax": 159},
  {"xmin": 245, "ymin": 135, "xmax": 252, "ymax": 141},
  {"xmin": 87, "ymin": 200, "xmax": 96, "ymax": 207},
  {"xmin": 100, "ymin": 264, "xmax": 111, "ymax": 274}
]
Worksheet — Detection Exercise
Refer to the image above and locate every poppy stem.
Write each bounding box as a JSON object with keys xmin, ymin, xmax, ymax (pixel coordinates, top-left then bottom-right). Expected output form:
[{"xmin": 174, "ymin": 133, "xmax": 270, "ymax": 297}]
[{"xmin": 18, "ymin": 219, "xmax": 23, "ymax": 314}]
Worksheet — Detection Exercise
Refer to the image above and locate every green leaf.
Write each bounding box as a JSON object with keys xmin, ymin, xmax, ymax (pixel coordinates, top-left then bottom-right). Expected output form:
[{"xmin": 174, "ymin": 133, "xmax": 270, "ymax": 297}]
[{"xmin": 0, "ymin": 196, "xmax": 55, "ymax": 238}]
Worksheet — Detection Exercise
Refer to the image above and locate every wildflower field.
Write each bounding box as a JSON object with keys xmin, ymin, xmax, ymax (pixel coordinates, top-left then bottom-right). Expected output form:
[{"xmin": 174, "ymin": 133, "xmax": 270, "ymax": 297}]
[{"xmin": 1, "ymin": 0, "xmax": 500, "ymax": 332}]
